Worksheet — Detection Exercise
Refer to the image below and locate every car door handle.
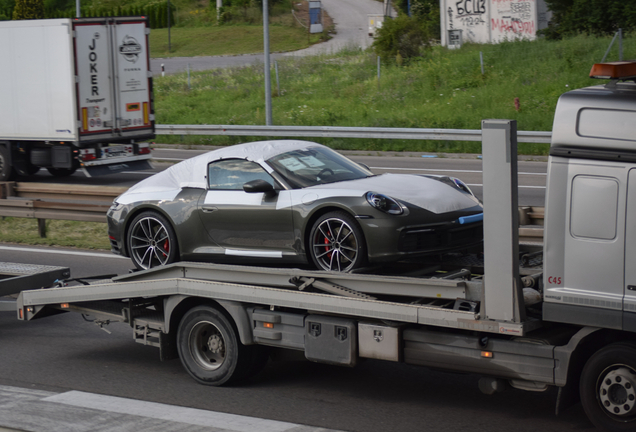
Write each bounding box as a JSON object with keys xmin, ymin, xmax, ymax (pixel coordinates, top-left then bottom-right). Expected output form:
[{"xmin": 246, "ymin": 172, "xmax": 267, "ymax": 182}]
[{"xmin": 202, "ymin": 206, "xmax": 218, "ymax": 213}]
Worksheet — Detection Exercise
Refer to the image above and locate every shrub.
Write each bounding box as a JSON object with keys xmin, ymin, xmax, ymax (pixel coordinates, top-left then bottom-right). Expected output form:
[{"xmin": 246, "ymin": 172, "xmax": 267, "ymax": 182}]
[{"xmin": 373, "ymin": 14, "xmax": 432, "ymax": 62}]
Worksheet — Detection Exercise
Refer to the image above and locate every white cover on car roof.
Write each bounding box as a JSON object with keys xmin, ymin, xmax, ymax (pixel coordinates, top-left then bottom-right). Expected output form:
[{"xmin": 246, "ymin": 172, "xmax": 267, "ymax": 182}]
[{"xmin": 123, "ymin": 140, "xmax": 323, "ymax": 196}]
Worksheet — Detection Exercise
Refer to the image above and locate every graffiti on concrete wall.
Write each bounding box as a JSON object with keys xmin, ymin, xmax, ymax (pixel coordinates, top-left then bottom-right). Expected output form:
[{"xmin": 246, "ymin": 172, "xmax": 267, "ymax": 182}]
[
  {"xmin": 442, "ymin": 0, "xmax": 548, "ymax": 46},
  {"xmin": 447, "ymin": 0, "xmax": 490, "ymax": 43},
  {"xmin": 491, "ymin": 0, "xmax": 537, "ymax": 42}
]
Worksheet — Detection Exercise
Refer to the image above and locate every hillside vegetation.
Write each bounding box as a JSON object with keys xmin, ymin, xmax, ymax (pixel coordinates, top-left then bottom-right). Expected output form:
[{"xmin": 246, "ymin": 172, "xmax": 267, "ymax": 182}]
[
  {"xmin": 153, "ymin": 33, "xmax": 633, "ymax": 155},
  {"xmin": 1, "ymin": 0, "xmax": 331, "ymax": 55}
]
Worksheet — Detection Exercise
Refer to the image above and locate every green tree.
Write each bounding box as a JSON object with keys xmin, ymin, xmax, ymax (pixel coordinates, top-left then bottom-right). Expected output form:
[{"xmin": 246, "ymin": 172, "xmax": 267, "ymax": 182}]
[
  {"xmin": 12, "ymin": 0, "xmax": 44, "ymax": 19},
  {"xmin": 542, "ymin": 0, "xmax": 636, "ymax": 39}
]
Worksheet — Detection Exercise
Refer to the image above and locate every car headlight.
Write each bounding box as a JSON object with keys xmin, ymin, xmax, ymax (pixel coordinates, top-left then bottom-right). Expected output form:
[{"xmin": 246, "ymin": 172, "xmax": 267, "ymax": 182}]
[
  {"xmin": 452, "ymin": 177, "xmax": 474, "ymax": 196},
  {"xmin": 365, "ymin": 192, "xmax": 404, "ymax": 215},
  {"xmin": 109, "ymin": 201, "xmax": 122, "ymax": 212}
]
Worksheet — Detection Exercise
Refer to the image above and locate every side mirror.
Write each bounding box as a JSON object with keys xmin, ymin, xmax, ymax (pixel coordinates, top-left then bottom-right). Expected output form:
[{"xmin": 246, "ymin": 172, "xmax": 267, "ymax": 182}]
[{"xmin": 243, "ymin": 179, "xmax": 276, "ymax": 194}]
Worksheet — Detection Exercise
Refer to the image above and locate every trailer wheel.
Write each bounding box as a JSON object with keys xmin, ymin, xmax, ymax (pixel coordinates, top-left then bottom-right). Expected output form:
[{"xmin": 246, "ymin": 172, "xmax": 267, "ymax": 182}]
[
  {"xmin": 309, "ymin": 211, "xmax": 367, "ymax": 272},
  {"xmin": 177, "ymin": 306, "xmax": 250, "ymax": 386},
  {"xmin": 581, "ymin": 342, "xmax": 636, "ymax": 432},
  {"xmin": 0, "ymin": 145, "xmax": 15, "ymax": 181},
  {"xmin": 128, "ymin": 211, "xmax": 179, "ymax": 270}
]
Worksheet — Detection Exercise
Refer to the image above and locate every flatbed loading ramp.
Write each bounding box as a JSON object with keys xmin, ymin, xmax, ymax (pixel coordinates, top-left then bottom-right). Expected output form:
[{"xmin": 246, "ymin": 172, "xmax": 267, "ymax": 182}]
[
  {"xmin": 0, "ymin": 262, "xmax": 69, "ymax": 311},
  {"xmin": 16, "ymin": 261, "xmax": 540, "ymax": 336}
]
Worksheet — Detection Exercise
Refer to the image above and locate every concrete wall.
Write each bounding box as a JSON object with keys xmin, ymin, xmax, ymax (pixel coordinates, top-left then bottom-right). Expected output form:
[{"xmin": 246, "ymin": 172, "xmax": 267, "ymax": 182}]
[{"xmin": 440, "ymin": 0, "xmax": 552, "ymax": 46}]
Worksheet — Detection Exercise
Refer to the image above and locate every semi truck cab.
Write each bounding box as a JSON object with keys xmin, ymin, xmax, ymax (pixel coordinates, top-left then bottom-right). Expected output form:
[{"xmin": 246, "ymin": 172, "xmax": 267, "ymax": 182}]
[{"xmin": 543, "ymin": 62, "xmax": 636, "ymax": 332}]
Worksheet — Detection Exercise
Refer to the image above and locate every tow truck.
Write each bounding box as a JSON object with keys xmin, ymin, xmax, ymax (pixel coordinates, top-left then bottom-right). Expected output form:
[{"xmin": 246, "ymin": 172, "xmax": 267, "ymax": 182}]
[{"xmin": 7, "ymin": 62, "xmax": 636, "ymax": 431}]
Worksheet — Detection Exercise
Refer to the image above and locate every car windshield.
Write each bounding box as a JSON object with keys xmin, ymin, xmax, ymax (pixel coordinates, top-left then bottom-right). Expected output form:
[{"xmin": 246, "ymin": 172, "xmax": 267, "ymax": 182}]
[{"xmin": 266, "ymin": 146, "xmax": 374, "ymax": 188}]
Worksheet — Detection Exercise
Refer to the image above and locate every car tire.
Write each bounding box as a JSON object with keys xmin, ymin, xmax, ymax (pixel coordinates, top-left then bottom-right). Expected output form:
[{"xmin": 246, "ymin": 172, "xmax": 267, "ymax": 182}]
[
  {"xmin": 580, "ymin": 342, "xmax": 636, "ymax": 432},
  {"xmin": 127, "ymin": 210, "xmax": 179, "ymax": 270},
  {"xmin": 309, "ymin": 211, "xmax": 367, "ymax": 272},
  {"xmin": 177, "ymin": 306, "xmax": 252, "ymax": 386}
]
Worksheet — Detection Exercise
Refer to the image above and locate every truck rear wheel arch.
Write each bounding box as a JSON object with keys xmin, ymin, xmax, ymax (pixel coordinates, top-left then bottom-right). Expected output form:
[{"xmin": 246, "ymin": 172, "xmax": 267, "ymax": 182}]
[{"xmin": 164, "ymin": 295, "xmax": 254, "ymax": 345}]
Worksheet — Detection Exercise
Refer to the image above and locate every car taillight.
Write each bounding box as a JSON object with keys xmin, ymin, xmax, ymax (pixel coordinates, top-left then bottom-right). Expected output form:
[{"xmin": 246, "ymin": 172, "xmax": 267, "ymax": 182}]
[
  {"xmin": 80, "ymin": 148, "xmax": 96, "ymax": 161},
  {"xmin": 138, "ymin": 145, "xmax": 151, "ymax": 155}
]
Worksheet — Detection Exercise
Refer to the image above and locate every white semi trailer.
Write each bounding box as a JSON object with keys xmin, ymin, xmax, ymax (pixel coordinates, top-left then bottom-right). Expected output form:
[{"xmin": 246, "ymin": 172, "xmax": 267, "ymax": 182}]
[
  {"xmin": 0, "ymin": 17, "xmax": 154, "ymax": 180},
  {"xmin": 9, "ymin": 62, "xmax": 636, "ymax": 431}
]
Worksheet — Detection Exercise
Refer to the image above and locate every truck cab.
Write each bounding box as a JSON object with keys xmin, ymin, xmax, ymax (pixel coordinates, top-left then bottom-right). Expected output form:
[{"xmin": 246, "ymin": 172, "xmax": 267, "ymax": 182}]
[{"xmin": 543, "ymin": 62, "xmax": 636, "ymax": 332}]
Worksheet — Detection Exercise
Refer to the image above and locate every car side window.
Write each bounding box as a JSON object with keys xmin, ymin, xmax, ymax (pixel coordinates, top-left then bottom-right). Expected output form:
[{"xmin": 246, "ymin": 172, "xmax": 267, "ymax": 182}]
[{"xmin": 208, "ymin": 159, "xmax": 275, "ymax": 190}]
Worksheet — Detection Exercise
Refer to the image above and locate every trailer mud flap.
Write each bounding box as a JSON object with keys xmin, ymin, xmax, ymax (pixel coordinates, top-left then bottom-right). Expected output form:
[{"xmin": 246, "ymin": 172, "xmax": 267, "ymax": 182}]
[{"xmin": 82, "ymin": 159, "xmax": 152, "ymax": 177}]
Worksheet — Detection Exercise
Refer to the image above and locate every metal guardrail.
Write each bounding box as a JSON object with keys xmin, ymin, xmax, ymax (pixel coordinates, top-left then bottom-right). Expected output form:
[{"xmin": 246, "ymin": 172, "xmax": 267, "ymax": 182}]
[
  {"xmin": 155, "ymin": 124, "xmax": 553, "ymax": 144},
  {"xmin": 0, "ymin": 183, "xmax": 126, "ymax": 236}
]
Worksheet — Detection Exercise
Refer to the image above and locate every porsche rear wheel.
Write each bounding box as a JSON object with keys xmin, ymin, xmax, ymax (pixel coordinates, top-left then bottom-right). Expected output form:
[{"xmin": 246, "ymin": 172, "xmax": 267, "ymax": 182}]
[
  {"xmin": 309, "ymin": 211, "xmax": 366, "ymax": 272},
  {"xmin": 128, "ymin": 211, "xmax": 179, "ymax": 270}
]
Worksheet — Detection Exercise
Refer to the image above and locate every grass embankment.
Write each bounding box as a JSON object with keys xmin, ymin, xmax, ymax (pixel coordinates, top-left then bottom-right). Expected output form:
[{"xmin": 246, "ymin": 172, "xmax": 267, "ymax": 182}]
[
  {"xmin": 0, "ymin": 218, "xmax": 110, "ymax": 250},
  {"xmin": 153, "ymin": 34, "xmax": 633, "ymax": 154},
  {"xmin": 150, "ymin": 26, "xmax": 325, "ymax": 57}
]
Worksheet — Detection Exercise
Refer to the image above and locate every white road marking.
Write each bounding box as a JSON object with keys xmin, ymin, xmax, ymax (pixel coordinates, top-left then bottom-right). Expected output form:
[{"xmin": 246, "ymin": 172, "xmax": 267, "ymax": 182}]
[
  {"xmin": 43, "ymin": 391, "xmax": 301, "ymax": 432},
  {"xmin": 0, "ymin": 245, "xmax": 127, "ymax": 259},
  {"xmin": 121, "ymin": 171, "xmax": 156, "ymax": 175},
  {"xmin": 370, "ymin": 167, "xmax": 547, "ymax": 176}
]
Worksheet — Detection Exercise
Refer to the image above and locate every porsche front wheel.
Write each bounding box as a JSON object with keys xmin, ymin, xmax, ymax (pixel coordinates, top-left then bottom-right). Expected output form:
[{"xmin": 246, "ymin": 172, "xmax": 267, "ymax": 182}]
[
  {"xmin": 309, "ymin": 211, "xmax": 367, "ymax": 272},
  {"xmin": 127, "ymin": 211, "xmax": 179, "ymax": 270}
]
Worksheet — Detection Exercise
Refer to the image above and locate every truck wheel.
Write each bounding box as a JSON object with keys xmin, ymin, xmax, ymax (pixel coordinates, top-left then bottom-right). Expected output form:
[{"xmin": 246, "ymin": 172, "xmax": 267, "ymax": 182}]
[
  {"xmin": 580, "ymin": 342, "xmax": 636, "ymax": 432},
  {"xmin": 127, "ymin": 211, "xmax": 179, "ymax": 270},
  {"xmin": 47, "ymin": 166, "xmax": 77, "ymax": 177},
  {"xmin": 309, "ymin": 211, "xmax": 367, "ymax": 272},
  {"xmin": 0, "ymin": 145, "xmax": 15, "ymax": 181},
  {"xmin": 177, "ymin": 306, "xmax": 251, "ymax": 386}
]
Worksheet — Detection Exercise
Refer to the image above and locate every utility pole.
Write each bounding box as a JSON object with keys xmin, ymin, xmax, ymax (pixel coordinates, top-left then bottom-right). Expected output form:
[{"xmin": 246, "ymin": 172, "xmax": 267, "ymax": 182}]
[{"xmin": 263, "ymin": 0, "xmax": 273, "ymax": 125}]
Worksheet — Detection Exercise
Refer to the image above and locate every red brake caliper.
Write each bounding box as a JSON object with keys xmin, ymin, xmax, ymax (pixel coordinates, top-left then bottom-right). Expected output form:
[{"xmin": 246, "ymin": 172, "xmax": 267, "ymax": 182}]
[
  {"xmin": 162, "ymin": 239, "xmax": 170, "ymax": 257},
  {"xmin": 324, "ymin": 232, "xmax": 332, "ymax": 259}
]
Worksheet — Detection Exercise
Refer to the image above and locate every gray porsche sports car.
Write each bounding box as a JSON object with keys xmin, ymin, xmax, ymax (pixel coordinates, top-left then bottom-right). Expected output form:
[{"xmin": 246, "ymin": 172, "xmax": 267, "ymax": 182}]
[{"xmin": 107, "ymin": 140, "xmax": 484, "ymax": 272}]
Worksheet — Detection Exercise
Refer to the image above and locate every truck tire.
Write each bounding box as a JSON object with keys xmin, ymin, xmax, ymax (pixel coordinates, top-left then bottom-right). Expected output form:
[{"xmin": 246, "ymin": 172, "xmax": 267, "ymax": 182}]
[
  {"xmin": 177, "ymin": 305, "xmax": 252, "ymax": 386},
  {"xmin": 580, "ymin": 342, "xmax": 636, "ymax": 432},
  {"xmin": 0, "ymin": 145, "xmax": 15, "ymax": 181},
  {"xmin": 47, "ymin": 166, "xmax": 77, "ymax": 177}
]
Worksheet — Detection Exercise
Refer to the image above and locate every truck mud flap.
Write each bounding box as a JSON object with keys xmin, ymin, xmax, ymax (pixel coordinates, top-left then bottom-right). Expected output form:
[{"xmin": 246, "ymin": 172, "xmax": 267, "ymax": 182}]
[{"xmin": 83, "ymin": 159, "xmax": 152, "ymax": 177}]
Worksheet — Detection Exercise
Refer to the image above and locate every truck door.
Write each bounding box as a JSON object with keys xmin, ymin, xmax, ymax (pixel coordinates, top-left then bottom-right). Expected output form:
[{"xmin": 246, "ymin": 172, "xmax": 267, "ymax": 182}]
[
  {"xmin": 111, "ymin": 19, "xmax": 152, "ymax": 133},
  {"xmin": 623, "ymin": 168, "xmax": 636, "ymax": 329},
  {"xmin": 74, "ymin": 20, "xmax": 114, "ymax": 137},
  {"xmin": 551, "ymin": 161, "xmax": 628, "ymax": 328}
]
